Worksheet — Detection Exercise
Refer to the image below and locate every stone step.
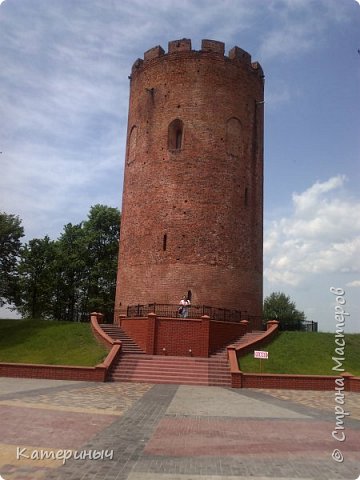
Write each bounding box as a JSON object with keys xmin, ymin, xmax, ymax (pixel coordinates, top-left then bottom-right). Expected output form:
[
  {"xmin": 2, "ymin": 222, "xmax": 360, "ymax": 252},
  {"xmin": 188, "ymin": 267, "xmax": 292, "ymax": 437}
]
[
  {"xmin": 109, "ymin": 376, "xmax": 231, "ymax": 387},
  {"xmin": 99, "ymin": 324, "xmax": 145, "ymax": 354},
  {"xmin": 112, "ymin": 358, "xmax": 229, "ymax": 369},
  {"xmin": 210, "ymin": 330, "xmax": 265, "ymax": 358},
  {"xmin": 117, "ymin": 355, "xmax": 228, "ymax": 365},
  {"xmin": 111, "ymin": 369, "xmax": 231, "ymax": 380},
  {"xmin": 109, "ymin": 371, "xmax": 231, "ymax": 386},
  {"xmin": 111, "ymin": 365, "xmax": 229, "ymax": 375},
  {"xmin": 109, "ymin": 353, "xmax": 232, "ymax": 386}
]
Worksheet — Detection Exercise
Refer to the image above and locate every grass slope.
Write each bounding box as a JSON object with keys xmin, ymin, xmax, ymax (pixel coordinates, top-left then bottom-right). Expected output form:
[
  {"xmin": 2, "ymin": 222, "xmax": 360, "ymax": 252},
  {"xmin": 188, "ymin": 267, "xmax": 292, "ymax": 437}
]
[
  {"xmin": 239, "ymin": 331, "xmax": 360, "ymax": 376},
  {"xmin": 0, "ymin": 319, "xmax": 108, "ymax": 366}
]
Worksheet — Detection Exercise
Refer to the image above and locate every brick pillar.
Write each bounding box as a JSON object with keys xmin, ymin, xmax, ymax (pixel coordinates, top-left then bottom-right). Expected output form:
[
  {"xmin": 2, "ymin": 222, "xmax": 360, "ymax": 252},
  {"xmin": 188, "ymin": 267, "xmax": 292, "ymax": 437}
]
[
  {"xmin": 266, "ymin": 320, "xmax": 279, "ymax": 330},
  {"xmin": 227, "ymin": 345, "xmax": 242, "ymax": 388},
  {"xmin": 118, "ymin": 314, "xmax": 126, "ymax": 327},
  {"xmin": 147, "ymin": 313, "xmax": 156, "ymax": 355},
  {"xmin": 201, "ymin": 315, "xmax": 210, "ymax": 357},
  {"xmin": 240, "ymin": 319, "xmax": 249, "ymax": 335}
]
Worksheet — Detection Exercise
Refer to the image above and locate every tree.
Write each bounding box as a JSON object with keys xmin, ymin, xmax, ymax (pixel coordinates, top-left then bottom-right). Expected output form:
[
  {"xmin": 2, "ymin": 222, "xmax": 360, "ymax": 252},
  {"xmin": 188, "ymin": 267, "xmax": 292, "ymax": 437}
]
[
  {"xmin": 82, "ymin": 205, "xmax": 120, "ymax": 322},
  {"xmin": 0, "ymin": 212, "xmax": 24, "ymax": 306},
  {"xmin": 15, "ymin": 236, "xmax": 57, "ymax": 318},
  {"xmin": 263, "ymin": 292, "xmax": 306, "ymax": 329},
  {"xmin": 52, "ymin": 223, "xmax": 87, "ymax": 321},
  {"xmin": 10, "ymin": 205, "xmax": 120, "ymax": 321}
]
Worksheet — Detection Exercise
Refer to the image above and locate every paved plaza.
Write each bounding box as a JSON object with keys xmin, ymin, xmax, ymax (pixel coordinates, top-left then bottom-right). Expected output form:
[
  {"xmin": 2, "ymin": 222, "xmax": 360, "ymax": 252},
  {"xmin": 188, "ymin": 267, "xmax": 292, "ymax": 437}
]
[{"xmin": 0, "ymin": 377, "xmax": 359, "ymax": 480}]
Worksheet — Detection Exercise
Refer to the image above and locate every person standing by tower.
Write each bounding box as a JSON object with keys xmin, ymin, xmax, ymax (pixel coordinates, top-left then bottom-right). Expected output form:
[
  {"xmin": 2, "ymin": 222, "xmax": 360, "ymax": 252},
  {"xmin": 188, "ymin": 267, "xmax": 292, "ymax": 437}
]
[{"xmin": 179, "ymin": 295, "xmax": 190, "ymax": 318}]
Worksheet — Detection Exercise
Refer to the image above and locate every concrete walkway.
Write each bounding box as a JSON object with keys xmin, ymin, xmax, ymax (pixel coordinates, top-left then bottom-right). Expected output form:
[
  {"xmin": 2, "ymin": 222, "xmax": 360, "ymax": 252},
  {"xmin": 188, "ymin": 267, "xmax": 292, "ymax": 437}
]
[{"xmin": 0, "ymin": 377, "xmax": 359, "ymax": 480}]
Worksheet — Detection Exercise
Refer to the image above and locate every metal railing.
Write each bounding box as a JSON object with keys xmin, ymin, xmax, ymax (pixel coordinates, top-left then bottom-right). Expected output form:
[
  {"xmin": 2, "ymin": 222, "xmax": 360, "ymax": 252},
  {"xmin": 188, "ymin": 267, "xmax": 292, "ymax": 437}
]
[
  {"xmin": 126, "ymin": 303, "xmax": 244, "ymax": 323},
  {"xmin": 277, "ymin": 320, "xmax": 318, "ymax": 332},
  {"xmin": 247, "ymin": 315, "xmax": 264, "ymax": 331}
]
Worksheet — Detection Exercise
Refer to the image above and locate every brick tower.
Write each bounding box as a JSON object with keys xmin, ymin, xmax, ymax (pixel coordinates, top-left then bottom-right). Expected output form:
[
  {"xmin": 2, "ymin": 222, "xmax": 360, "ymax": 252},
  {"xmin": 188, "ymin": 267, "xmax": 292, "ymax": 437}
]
[{"xmin": 115, "ymin": 39, "xmax": 264, "ymax": 319}]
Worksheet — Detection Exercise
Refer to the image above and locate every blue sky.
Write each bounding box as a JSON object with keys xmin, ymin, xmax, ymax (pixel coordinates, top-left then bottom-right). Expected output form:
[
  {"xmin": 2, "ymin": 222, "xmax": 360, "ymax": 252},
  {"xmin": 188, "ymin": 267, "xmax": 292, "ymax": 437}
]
[{"xmin": 1, "ymin": 0, "xmax": 359, "ymax": 332}]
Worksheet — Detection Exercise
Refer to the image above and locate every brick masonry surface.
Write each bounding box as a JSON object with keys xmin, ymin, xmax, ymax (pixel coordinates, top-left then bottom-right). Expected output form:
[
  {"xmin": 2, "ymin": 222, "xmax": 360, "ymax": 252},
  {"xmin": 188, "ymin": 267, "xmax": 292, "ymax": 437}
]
[
  {"xmin": 115, "ymin": 38, "xmax": 264, "ymax": 319},
  {"xmin": 1, "ymin": 378, "xmax": 359, "ymax": 480}
]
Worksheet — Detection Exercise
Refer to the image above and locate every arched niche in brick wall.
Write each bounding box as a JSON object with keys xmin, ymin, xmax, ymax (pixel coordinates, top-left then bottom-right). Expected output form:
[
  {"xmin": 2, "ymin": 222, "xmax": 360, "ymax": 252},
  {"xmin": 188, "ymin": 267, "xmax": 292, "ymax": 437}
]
[
  {"xmin": 127, "ymin": 125, "xmax": 137, "ymax": 165},
  {"xmin": 226, "ymin": 117, "xmax": 242, "ymax": 158}
]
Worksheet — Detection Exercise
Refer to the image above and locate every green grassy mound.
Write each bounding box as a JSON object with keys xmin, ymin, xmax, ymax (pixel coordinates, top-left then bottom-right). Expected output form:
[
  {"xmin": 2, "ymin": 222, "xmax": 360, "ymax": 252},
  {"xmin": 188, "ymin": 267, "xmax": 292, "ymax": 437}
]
[
  {"xmin": 239, "ymin": 331, "xmax": 360, "ymax": 376},
  {"xmin": 0, "ymin": 319, "xmax": 108, "ymax": 366}
]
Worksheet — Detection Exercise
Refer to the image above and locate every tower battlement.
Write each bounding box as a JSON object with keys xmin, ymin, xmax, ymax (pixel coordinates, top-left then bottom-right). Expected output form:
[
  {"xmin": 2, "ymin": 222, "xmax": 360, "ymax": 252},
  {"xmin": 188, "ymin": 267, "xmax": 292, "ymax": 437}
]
[{"xmin": 131, "ymin": 38, "xmax": 264, "ymax": 78}]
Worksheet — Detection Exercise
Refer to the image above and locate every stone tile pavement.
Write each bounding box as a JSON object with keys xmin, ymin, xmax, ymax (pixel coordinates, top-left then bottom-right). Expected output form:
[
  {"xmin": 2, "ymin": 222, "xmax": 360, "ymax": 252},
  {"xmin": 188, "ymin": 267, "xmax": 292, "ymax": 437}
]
[
  {"xmin": 257, "ymin": 389, "xmax": 360, "ymax": 420},
  {"xmin": 0, "ymin": 377, "xmax": 359, "ymax": 480}
]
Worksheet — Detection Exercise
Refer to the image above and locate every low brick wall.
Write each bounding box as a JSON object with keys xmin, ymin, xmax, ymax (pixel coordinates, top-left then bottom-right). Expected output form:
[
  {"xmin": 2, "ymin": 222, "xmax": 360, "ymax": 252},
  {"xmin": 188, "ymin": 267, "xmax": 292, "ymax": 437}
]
[
  {"xmin": 91, "ymin": 312, "xmax": 117, "ymax": 348},
  {"xmin": 349, "ymin": 376, "xmax": 360, "ymax": 392},
  {"xmin": 234, "ymin": 372, "xmax": 360, "ymax": 392},
  {"xmin": 227, "ymin": 321, "xmax": 360, "ymax": 391},
  {"xmin": 241, "ymin": 373, "xmax": 338, "ymax": 390},
  {"xmin": 0, "ymin": 362, "xmax": 106, "ymax": 382}
]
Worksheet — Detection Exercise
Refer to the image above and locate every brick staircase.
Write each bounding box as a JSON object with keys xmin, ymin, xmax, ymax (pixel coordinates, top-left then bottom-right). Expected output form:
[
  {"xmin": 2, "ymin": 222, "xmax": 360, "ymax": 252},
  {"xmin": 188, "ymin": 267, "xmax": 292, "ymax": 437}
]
[
  {"xmin": 99, "ymin": 324, "xmax": 264, "ymax": 387},
  {"xmin": 210, "ymin": 330, "xmax": 264, "ymax": 359},
  {"xmin": 108, "ymin": 354, "xmax": 232, "ymax": 387},
  {"xmin": 99, "ymin": 324, "xmax": 145, "ymax": 354}
]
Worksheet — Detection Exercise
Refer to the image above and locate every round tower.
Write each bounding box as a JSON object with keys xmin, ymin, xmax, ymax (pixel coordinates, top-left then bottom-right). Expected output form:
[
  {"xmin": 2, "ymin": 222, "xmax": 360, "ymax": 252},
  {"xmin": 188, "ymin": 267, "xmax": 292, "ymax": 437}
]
[{"xmin": 115, "ymin": 38, "xmax": 264, "ymax": 318}]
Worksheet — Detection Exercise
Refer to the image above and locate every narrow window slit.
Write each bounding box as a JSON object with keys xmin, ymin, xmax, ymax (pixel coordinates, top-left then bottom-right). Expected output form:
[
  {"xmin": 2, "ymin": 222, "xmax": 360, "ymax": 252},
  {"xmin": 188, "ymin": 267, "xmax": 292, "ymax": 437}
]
[{"xmin": 168, "ymin": 119, "xmax": 184, "ymax": 151}]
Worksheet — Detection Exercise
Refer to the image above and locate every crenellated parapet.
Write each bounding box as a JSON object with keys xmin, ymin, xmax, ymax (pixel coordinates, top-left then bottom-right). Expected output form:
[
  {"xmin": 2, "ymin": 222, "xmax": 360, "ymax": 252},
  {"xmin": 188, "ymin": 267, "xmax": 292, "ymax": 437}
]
[{"xmin": 131, "ymin": 38, "xmax": 263, "ymax": 79}]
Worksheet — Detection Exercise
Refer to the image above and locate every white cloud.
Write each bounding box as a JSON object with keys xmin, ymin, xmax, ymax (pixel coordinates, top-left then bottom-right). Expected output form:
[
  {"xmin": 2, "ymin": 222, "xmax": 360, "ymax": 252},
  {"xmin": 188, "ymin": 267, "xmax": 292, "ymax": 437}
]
[
  {"xmin": 292, "ymin": 175, "xmax": 346, "ymax": 213},
  {"xmin": 265, "ymin": 175, "xmax": 360, "ymax": 286},
  {"xmin": 0, "ymin": 0, "xmax": 357, "ymax": 245}
]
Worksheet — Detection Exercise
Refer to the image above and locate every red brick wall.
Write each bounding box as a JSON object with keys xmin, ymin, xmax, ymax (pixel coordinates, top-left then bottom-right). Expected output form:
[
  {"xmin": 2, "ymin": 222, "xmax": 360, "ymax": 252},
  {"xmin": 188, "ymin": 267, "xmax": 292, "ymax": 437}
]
[
  {"xmin": 115, "ymin": 38, "xmax": 264, "ymax": 320},
  {"xmin": 349, "ymin": 376, "xmax": 360, "ymax": 392},
  {"xmin": 120, "ymin": 316, "xmax": 210, "ymax": 357},
  {"xmin": 119, "ymin": 315, "xmax": 249, "ymax": 357},
  {"xmin": 209, "ymin": 320, "xmax": 247, "ymax": 354},
  {"xmin": 119, "ymin": 317, "xmax": 150, "ymax": 353},
  {"xmin": 0, "ymin": 363, "xmax": 106, "ymax": 382},
  {"xmin": 90, "ymin": 312, "xmax": 115, "ymax": 349},
  {"xmin": 154, "ymin": 317, "xmax": 209, "ymax": 357},
  {"xmin": 241, "ymin": 373, "xmax": 336, "ymax": 390},
  {"xmin": 229, "ymin": 372, "xmax": 359, "ymax": 391}
]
